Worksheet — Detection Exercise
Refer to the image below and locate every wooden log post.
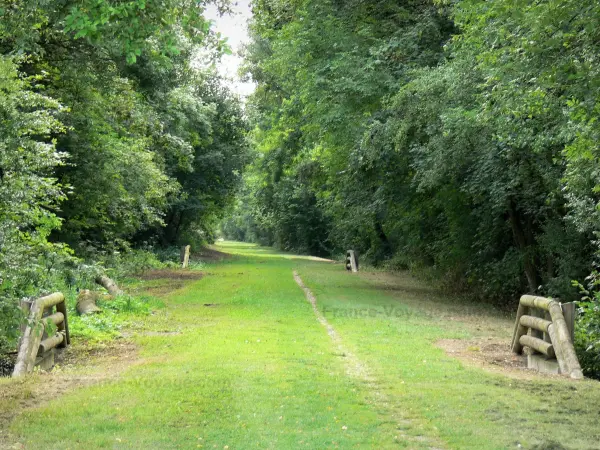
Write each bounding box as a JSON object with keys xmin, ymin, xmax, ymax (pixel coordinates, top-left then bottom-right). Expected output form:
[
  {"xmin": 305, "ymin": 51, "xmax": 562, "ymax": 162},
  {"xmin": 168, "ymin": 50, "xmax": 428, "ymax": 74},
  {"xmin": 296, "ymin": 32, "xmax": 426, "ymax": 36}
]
[
  {"xmin": 511, "ymin": 303, "xmax": 528, "ymax": 353},
  {"xmin": 95, "ymin": 275, "xmax": 123, "ymax": 296},
  {"xmin": 548, "ymin": 323, "xmax": 568, "ymax": 374},
  {"xmin": 547, "ymin": 301, "xmax": 583, "ymax": 379},
  {"xmin": 18, "ymin": 299, "xmax": 32, "ymax": 351},
  {"xmin": 181, "ymin": 245, "xmax": 191, "ymax": 269},
  {"xmin": 76, "ymin": 290, "xmax": 102, "ymax": 315},
  {"xmin": 13, "ymin": 293, "xmax": 65, "ymax": 377},
  {"xmin": 561, "ymin": 302, "xmax": 576, "ymax": 344},
  {"xmin": 55, "ymin": 298, "xmax": 70, "ymax": 346}
]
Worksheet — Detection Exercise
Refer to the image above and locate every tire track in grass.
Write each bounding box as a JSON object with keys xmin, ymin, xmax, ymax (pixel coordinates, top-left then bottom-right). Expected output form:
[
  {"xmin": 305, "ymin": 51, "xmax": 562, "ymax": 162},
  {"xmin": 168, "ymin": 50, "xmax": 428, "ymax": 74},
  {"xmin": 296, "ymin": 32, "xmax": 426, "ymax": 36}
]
[{"xmin": 293, "ymin": 270, "xmax": 446, "ymax": 450}]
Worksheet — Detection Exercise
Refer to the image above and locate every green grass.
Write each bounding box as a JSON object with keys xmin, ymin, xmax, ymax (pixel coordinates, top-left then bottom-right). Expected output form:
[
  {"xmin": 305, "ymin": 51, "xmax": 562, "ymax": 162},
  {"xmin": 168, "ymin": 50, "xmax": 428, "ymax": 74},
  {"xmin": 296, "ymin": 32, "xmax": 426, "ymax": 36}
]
[{"xmin": 5, "ymin": 242, "xmax": 600, "ymax": 449}]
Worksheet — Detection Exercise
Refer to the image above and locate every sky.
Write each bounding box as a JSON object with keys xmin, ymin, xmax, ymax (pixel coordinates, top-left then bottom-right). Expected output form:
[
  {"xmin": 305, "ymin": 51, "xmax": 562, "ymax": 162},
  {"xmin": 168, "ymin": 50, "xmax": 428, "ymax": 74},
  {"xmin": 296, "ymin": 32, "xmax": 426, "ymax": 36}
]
[{"xmin": 204, "ymin": 1, "xmax": 256, "ymax": 98}]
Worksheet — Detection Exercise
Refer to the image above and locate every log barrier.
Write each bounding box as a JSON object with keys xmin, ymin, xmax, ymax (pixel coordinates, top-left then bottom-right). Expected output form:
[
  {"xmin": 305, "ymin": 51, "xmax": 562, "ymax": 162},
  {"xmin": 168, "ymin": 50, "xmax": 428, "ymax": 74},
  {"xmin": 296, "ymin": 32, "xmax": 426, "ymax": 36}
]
[
  {"xmin": 345, "ymin": 250, "xmax": 358, "ymax": 273},
  {"xmin": 13, "ymin": 293, "xmax": 70, "ymax": 377},
  {"xmin": 511, "ymin": 295, "xmax": 582, "ymax": 379}
]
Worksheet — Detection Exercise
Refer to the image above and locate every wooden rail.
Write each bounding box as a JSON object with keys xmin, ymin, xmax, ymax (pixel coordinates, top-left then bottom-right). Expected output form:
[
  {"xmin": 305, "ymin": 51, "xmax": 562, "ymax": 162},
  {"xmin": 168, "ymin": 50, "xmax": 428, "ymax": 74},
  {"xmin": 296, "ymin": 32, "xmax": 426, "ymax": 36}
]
[
  {"xmin": 511, "ymin": 295, "xmax": 582, "ymax": 379},
  {"xmin": 13, "ymin": 293, "xmax": 70, "ymax": 377}
]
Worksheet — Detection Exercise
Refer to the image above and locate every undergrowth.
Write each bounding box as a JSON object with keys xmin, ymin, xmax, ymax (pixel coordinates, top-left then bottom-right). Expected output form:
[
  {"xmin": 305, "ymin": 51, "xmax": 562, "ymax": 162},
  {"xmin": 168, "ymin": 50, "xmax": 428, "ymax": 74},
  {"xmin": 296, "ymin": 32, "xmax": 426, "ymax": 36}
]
[{"xmin": 1, "ymin": 247, "xmax": 185, "ymax": 354}]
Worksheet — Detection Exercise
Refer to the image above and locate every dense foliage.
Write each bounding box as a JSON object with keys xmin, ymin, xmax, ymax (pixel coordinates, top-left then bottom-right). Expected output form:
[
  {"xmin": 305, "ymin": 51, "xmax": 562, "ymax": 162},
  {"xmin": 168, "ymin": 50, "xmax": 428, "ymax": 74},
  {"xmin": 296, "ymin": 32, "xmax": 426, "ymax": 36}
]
[
  {"xmin": 227, "ymin": 0, "xmax": 600, "ymax": 305},
  {"xmin": 0, "ymin": 0, "xmax": 248, "ymax": 352}
]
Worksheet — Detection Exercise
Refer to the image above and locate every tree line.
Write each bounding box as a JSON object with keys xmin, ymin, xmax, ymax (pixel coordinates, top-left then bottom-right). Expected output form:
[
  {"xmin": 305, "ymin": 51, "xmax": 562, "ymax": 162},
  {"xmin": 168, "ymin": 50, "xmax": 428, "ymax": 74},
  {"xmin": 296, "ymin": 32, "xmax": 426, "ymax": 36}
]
[
  {"xmin": 0, "ymin": 0, "xmax": 248, "ymax": 351},
  {"xmin": 226, "ymin": 0, "xmax": 600, "ymax": 304}
]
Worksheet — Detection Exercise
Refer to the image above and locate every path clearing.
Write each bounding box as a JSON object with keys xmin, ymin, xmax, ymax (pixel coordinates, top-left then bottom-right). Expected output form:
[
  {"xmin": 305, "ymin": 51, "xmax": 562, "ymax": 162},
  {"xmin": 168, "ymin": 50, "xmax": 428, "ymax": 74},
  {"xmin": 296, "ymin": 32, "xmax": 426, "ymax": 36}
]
[
  {"xmin": 2, "ymin": 242, "xmax": 600, "ymax": 449},
  {"xmin": 294, "ymin": 271, "xmax": 445, "ymax": 450}
]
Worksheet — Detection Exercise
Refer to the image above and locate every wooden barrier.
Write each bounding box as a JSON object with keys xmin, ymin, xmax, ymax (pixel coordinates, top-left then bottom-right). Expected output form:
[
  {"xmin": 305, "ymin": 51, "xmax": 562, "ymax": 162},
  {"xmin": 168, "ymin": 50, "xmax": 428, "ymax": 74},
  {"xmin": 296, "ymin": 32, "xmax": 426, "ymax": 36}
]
[
  {"xmin": 511, "ymin": 295, "xmax": 582, "ymax": 379},
  {"xmin": 181, "ymin": 245, "xmax": 191, "ymax": 269},
  {"xmin": 13, "ymin": 293, "xmax": 70, "ymax": 377},
  {"xmin": 345, "ymin": 250, "xmax": 358, "ymax": 273}
]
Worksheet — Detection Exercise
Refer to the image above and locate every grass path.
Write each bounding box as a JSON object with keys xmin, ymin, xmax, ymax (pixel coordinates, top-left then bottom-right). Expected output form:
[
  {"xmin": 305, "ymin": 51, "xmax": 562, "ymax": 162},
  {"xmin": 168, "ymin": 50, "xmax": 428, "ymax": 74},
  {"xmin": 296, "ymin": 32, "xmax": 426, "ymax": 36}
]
[{"xmin": 3, "ymin": 242, "xmax": 600, "ymax": 449}]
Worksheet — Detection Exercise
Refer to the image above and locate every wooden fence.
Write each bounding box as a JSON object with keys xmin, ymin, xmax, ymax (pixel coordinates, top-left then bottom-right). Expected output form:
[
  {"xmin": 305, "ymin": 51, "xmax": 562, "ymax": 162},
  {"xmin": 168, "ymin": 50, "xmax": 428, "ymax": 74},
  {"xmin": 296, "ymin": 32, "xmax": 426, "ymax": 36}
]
[
  {"xmin": 13, "ymin": 293, "xmax": 70, "ymax": 377},
  {"xmin": 511, "ymin": 295, "xmax": 582, "ymax": 379}
]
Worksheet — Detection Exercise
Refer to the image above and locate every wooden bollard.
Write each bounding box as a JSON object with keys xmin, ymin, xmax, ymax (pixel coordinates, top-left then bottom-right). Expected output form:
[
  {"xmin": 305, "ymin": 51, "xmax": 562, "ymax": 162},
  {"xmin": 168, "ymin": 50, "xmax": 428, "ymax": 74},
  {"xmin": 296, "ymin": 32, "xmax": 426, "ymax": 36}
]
[
  {"xmin": 345, "ymin": 250, "xmax": 358, "ymax": 273},
  {"xmin": 181, "ymin": 245, "xmax": 191, "ymax": 269}
]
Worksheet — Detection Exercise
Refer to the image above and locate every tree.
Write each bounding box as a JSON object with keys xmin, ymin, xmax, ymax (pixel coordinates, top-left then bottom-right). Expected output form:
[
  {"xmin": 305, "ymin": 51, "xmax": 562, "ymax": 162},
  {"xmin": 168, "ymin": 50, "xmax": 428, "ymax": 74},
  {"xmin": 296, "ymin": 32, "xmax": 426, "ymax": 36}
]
[{"xmin": 0, "ymin": 56, "xmax": 68, "ymax": 351}]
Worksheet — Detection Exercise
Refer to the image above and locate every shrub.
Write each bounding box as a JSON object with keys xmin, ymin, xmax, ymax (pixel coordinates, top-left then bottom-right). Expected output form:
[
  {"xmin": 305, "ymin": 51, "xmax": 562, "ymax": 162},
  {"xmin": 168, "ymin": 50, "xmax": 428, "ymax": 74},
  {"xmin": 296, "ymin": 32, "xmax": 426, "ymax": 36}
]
[{"xmin": 573, "ymin": 272, "xmax": 600, "ymax": 380}]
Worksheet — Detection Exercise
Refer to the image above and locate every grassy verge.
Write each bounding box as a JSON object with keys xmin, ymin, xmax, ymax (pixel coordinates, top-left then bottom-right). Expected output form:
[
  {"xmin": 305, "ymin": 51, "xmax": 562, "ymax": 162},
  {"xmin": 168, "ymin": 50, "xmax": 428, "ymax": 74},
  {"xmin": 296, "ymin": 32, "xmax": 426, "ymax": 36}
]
[{"xmin": 3, "ymin": 242, "xmax": 600, "ymax": 449}]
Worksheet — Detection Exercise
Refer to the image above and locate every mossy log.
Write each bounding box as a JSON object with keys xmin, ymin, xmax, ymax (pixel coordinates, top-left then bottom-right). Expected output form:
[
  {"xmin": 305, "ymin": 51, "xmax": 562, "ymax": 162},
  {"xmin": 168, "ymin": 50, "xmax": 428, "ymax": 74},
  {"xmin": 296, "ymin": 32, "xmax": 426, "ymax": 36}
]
[
  {"xmin": 547, "ymin": 301, "xmax": 583, "ymax": 379},
  {"xmin": 44, "ymin": 312, "xmax": 65, "ymax": 326},
  {"xmin": 519, "ymin": 335, "xmax": 555, "ymax": 358},
  {"xmin": 37, "ymin": 332, "xmax": 65, "ymax": 356},
  {"xmin": 519, "ymin": 295, "xmax": 554, "ymax": 311},
  {"xmin": 76, "ymin": 289, "xmax": 102, "ymax": 315},
  {"xmin": 520, "ymin": 315, "xmax": 552, "ymax": 333},
  {"xmin": 95, "ymin": 275, "xmax": 122, "ymax": 296},
  {"xmin": 548, "ymin": 324, "xmax": 568, "ymax": 374}
]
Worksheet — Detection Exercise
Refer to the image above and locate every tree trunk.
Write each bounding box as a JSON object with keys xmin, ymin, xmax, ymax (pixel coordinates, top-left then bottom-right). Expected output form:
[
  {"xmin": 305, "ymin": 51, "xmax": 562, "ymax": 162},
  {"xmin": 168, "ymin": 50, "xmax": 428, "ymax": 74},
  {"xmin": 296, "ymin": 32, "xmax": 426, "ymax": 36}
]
[
  {"xmin": 374, "ymin": 218, "xmax": 392, "ymax": 258},
  {"xmin": 508, "ymin": 200, "xmax": 539, "ymax": 293}
]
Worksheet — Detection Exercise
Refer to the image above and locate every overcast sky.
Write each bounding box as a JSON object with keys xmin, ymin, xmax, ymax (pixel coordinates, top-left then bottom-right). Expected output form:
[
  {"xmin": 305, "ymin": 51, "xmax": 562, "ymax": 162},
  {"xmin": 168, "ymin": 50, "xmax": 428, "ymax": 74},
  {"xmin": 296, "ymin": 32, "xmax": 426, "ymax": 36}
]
[{"xmin": 204, "ymin": 1, "xmax": 256, "ymax": 98}]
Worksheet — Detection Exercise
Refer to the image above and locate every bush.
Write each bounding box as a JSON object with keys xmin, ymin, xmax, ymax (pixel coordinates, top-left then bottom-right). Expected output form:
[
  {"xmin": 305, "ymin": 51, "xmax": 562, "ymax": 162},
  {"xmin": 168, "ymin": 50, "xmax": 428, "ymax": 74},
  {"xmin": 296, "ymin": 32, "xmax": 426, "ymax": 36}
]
[
  {"xmin": 67, "ymin": 292, "xmax": 163, "ymax": 343},
  {"xmin": 573, "ymin": 272, "xmax": 600, "ymax": 380}
]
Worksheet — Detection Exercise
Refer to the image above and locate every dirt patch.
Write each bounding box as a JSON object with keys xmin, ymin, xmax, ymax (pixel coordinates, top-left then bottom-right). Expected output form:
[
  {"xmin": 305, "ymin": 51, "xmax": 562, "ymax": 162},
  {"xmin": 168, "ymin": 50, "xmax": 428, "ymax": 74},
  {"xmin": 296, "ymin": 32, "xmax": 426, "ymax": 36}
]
[
  {"xmin": 193, "ymin": 247, "xmax": 232, "ymax": 262},
  {"xmin": 137, "ymin": 331, "xmax": 182, "ymax": 337},
  {"xmin": 138, "ymin": 269, "xmax": 204, "ymax": 281},
  {"xmin": 134, "ymin": 269, "xmax": 205, "ymax": 298},
  {"xmin": 436, "ymin": 338, "xmax": 564, "ymax": 380},
  {"xmin": 0, "ymin": 340, "xmax": 139, "ymax": 448},
  {"xmin": 141, "ymin": 281, "xmax": 186, "ymax": 297}
]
